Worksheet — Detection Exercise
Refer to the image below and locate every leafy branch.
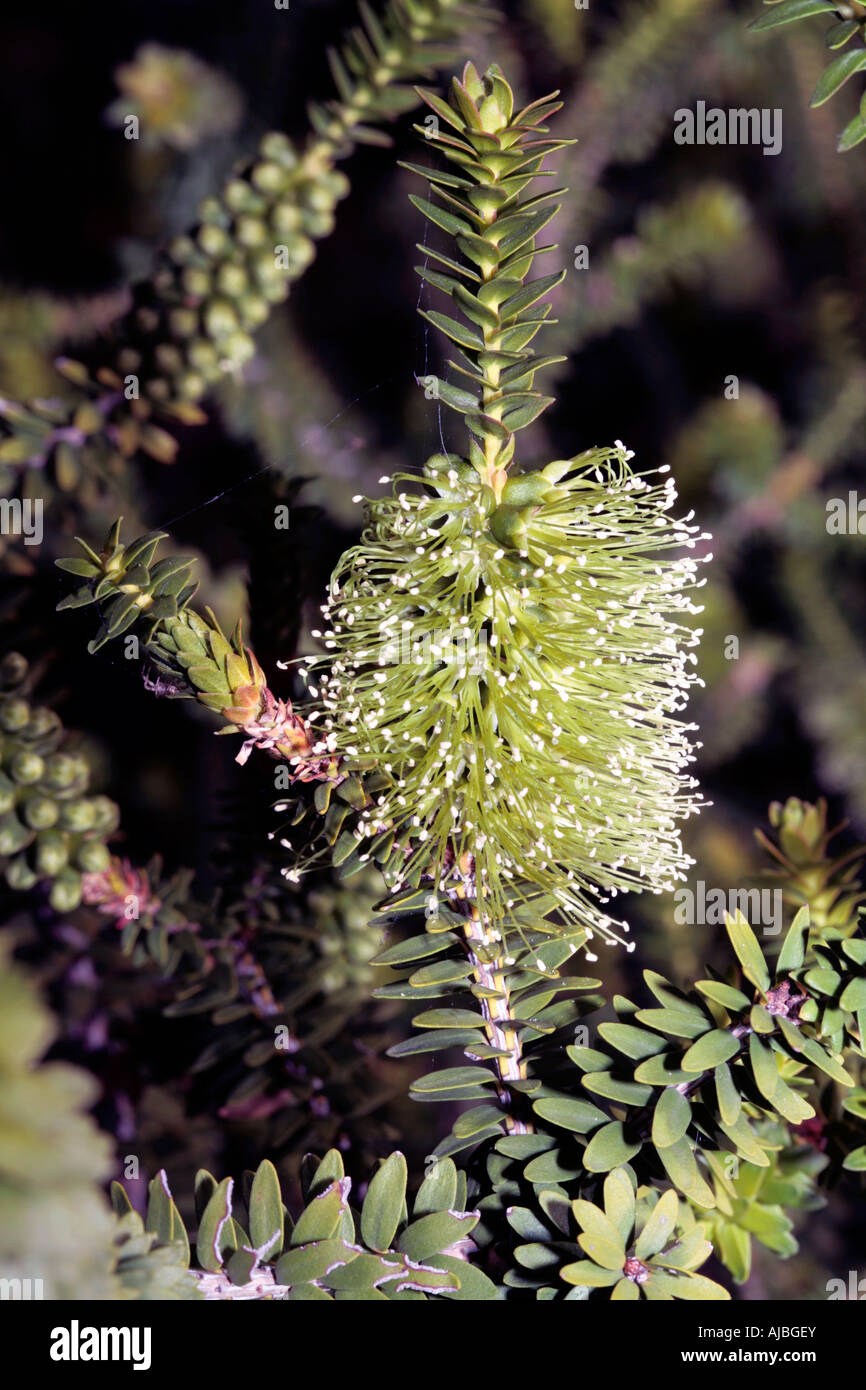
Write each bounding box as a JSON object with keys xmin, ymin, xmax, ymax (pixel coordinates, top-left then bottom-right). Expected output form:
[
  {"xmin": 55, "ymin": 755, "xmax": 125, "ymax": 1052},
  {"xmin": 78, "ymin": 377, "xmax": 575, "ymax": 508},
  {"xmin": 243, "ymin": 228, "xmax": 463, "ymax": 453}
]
[{"xmin": 750, "ymin": 0, "xmax": 866, "ymax": 150}]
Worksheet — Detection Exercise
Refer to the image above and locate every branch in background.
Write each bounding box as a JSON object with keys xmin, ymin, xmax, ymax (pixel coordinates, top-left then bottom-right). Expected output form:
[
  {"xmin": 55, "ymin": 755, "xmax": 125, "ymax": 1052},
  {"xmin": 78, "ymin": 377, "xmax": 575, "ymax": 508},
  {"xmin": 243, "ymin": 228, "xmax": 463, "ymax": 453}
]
[
  {"xmin": 750, "ymin": 0, "xmax": 866, "ymax": 152},
  {"xmin": 0, "ymin": 0, "xmax": 493, "ymax": 507},
  {"xmin": 0, "ymin": 654, "xmax": 118, "ymax": 909}
]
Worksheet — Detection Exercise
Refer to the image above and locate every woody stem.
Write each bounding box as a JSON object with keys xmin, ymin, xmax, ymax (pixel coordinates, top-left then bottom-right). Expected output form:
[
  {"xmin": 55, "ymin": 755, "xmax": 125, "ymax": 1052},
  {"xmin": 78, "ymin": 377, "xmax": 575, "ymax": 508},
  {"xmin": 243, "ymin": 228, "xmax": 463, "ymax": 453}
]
[{"xmin": 464, "ymin": 903, "xmax": 532, "ymax": 1136}]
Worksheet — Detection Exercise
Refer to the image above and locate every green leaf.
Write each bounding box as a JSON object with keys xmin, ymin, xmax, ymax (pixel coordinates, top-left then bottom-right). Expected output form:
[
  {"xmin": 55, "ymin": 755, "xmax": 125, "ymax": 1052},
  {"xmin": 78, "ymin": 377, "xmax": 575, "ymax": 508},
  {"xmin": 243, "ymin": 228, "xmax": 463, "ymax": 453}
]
[
  {"xmin": 572, "ymin": 1199, "xmax": 626, "ymax": 1253},
  {"xmin": 436, "ymin": 1254, "xmax": 498, "ymax": 1300},
  {"xmin": 777, "ymin": 906, "xmax": 810, "ymax": 970},
  {"xmin": 825, "ymin": 19, "xmax": 861, "ymax": 48},
  {"xmin": 725, "ymin": 912, "xmax": 770, "ymax": 994},
  {"xmin": 749, "ymin": 0, "xmax": 838, "ymax": 32},
  {"xmin": 583, "ymin": 1122, "xmax": 641, "ymax": 1173},
  {"xmin": 748, "ymin": 1033, "xmax": 778, "ymax": 1102},
  {"xmin": 291, "ymin": 1179, "xmax": 348, "ymax": 1246},
  {"xmin": 196, "ymin": 1177, "xmax": 234, "ymax": 1274},
  {"xmin": 635, "ymin": 1189, "xmax": 679, "ymax": 1260},
  {"xmin": 695, "ymin": 980, "xmax": 751, "ymax": 1013},
  {"xmin": 603, "ymin": 1170, "xmax": 636, "ymax": 1245},
  {"xmin": 411, "ymin": 1065, "xmax": 497, "ymax": 1093},
  {"xmin": 715, "ymin": 1062, "xmax": 742, "ymax": 1125},
  {"xmin": 598, "ymin": 1021, "xmax": 666, "ymax": 1059},
  {"xmin": 798, "ymin": 1035, "xmax": 854, "ymax": 1085},
  {"xmin": 811, "ymin": 48, "xmax": 866, "ymax": 108},
  {"xmin": 681, "ymin": 1028, "xmax": 741, "ymax": 1072},
  {"xmin": 560, "ymin": 1259, "xmax": 619, "ymax": 1287},
  {"xmin": 413, "ymin": 1157, "xmax": 458, "ymax": 1217},
  {"xmin": 652, "ymin": 1087, "xmax": 692, "ymax": 1148},
  {"xmin": 397, "ymin": 1210, "xmax": 478, "ymax": 1262},
  {"xmin": 577, "ymin": 1231, "xmax": 626, "ymax": 1271},
  {"xmin": 659, "ymin": 1138, "xmax": 715, "ymax": 1208},
  {"xmin": 842, "ymin": 1145, "xmax": 866, "ymax": 1171},
  {"xmin": 420, "ymin": 309, "xmax": 484, "ymax": 351},
  {"xmin": 360, "ymin": 1152, "xmax": 407, "ymax": 1253},
  {"xmin": 145, "ymin": 1172, "xmax": 189, "ymax": 1266},
  {"xmin": 840, "ymin": 976, "xmax": 866, "ymax": 1011},
  {"xmin": 249, "ymin": 1160, "xmax": 284, "ymax": 1258},
  {"xmin": 275, "ymin": 1239, "xmax": 354, "ymax": 1286}
]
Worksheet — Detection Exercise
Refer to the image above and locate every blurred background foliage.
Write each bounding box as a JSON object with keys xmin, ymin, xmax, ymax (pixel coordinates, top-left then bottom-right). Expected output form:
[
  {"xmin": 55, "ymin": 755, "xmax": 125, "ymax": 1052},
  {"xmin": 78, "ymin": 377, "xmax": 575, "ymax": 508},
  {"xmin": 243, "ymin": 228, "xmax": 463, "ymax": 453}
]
[{"xmin": 1, "ymin": 0, "xmax": 865, "ymax": 1296}]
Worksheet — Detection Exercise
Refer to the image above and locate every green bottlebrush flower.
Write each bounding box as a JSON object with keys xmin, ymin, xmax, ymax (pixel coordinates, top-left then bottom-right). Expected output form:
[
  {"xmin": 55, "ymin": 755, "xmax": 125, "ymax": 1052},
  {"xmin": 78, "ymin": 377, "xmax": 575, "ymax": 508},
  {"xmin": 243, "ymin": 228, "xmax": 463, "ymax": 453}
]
[
  {"xmin": 288, "ymin": 62, "xmax": 711, "ymax": 950},
  {"xmin": 303, "ymin": 444, "xmax": 708, "ymax": 948}
]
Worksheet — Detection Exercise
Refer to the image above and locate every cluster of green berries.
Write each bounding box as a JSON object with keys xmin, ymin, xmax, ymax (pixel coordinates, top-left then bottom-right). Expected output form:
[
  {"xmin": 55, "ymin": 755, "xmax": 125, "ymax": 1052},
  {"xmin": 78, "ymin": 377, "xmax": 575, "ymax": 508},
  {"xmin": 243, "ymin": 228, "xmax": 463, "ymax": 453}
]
[
  {"xmin": 307, "ymin": 868, "xmax": 384, "ymax": 996},
  {"xmin": 111, "ymin": 133, "xmax": 350, "ymax": 408},
  {"xmin": 0, "ymin": 654, "xmax": 118, "ymax": 909}
]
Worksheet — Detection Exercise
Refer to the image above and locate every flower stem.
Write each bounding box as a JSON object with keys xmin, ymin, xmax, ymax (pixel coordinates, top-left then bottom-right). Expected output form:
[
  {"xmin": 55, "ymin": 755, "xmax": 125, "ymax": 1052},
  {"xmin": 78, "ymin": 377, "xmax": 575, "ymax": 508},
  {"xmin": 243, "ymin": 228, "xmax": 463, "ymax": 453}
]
[{"xmin": 464, "ymin": 903, "xmax": 531, "ymax": 1135}]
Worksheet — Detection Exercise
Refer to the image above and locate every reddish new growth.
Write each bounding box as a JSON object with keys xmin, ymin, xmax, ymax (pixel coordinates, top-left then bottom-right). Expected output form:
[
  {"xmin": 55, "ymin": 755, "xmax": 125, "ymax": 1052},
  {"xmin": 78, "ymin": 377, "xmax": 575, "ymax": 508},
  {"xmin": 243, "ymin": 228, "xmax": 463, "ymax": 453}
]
[
  {"xmin": 623, "ymin": 1255, "xmax": 650, "ymax": 1284},
  {"xmin": 764, "ymin": 979, "xmax": 807, "ymax": 1018},
  {"xmin": 82, "ymin": 858, "xmax": 161, "ymax": 928}
]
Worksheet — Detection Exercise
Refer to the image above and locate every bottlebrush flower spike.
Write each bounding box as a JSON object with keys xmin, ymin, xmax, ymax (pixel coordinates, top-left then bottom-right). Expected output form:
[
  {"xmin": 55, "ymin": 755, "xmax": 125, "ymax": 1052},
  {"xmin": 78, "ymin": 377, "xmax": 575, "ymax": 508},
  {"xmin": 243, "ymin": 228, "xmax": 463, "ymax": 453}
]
[
  {"xmin": 307, "ymin": 447, "xmax": 708, "ymax": 945},
  {"xmin": 300, "ymin": 64, "xmax": 710, "ymax": 947}
]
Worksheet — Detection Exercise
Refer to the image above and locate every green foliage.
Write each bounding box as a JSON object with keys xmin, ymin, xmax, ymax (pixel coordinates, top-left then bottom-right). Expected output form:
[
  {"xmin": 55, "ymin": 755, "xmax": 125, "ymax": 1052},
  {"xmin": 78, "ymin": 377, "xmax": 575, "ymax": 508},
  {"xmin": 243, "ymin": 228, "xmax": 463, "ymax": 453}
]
[
  {"xmin": 562, "ymin": 1175, "xmax": 729, "ymax": 1300},
  {"xmin": 0, "ymin": 652, "xmax": 118, "ymax": 908},
  {"xmin": 57, "ymin": 522, "xmax": 327, "ymax": 771},
  {"xmin": 0, "ymin": 0, "xmax": 492, "ymax": 503},
  {"xmin": 0, "ymin": 937, "xmax": 118, "ymax": 1299},
  {"xmin": 114, "ymin": 1151, "xmax": 497, "ymax": 1300},
  {"xmin": 749, "ymin": 0, "xmax": 866, "ymax": 150},
  {"xmin": 703, "ymin": 1129, "xmax": 827, "ymax": 1283},
  {"xmin": 408, "ymin": 61, "xmax": 573, "ymax": 478},
  {"xmin": 755, "ymin": 796, "xmax": 866, "ymax": 936}
]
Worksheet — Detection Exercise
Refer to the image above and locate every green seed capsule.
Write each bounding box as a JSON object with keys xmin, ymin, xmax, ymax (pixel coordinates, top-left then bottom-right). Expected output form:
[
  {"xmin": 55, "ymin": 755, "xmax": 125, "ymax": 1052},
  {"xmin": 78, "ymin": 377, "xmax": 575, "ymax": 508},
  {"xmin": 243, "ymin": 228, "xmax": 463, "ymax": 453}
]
[
  {"xmin": 219, "ymin": 331, "xmax": 256, "ymax": 367},
  {"xmin": 22, "ymin": 708, "xmax": 61, "ymax": 742},
  {"xmin": 270, "ymin": 202, "xmax": 303, "ymax": 237},
  {"xmin": 43, "ymin": 754, "xmax": 86, "ymax": 790},
  {"xmin": 259, "ymin": 131, "xmax": 297, "ymax": 167},
  {"xmin": 300, "ymin": 209, "xmax": 335, "ymax": 239},
  {"xmin": 323, "ymin": 170, "xmax": 350, "ymax": 200},
  {"xmin": 177, "ymin": 371, "xmax": 207, "ymax": 402},
  {"xmin": 168, "ymin": 234, "xmax": 198, "ymax": 265},
  {"xmin": 9, "ymin": 750, "xmax": 45, "ymax": 785},
  {"xmin": 299, "ymin": 181, "xmax": 335, "ymax": 214},
  {"xmin": 0, "ymin": 698, "xmax": 30, "ymax": 732},
  {"xmin": 234, "ymin": 215, "xmax": 268, "ymax": 249},
  {"xmin": 155, "ymin": 344, "xmax": 185, "ymax": 377},
  {"xmin": 89, "ymin": 796, "xmax": 119, "ymax": 833},
  {"xmin": 237, "ymin": 294, "xmax": 270, "ymax": 330},
  {"xmin": 198, "ymin": 223, "xmax": 230, "ymax": 258},
  {"xmin": 182, "ymin": 266, "xmax": 212, "ymax": 299},
  {"xmin": 0, "ymin": 814, "xmax": 32, "ymax": 855},
  {"xmin": 0, "ymin": 772, "xmax": 15, "ymax": 814},
  {"xmin": 215, "ymin": 263, "xmax": 249, "ymax": 298},
  {"xmin": 0, "ymin": 653, "xmax": 28, "ymax": 688},
  {"xmin": 204, "ymin": 300, "xmax": 240, "ymax": 340},
  {"xmin": 35, "ymin": 829, "xmax": 69, "ymax": 875},
  {"xmin": 57, "ymin": 799, "xmax": 96, "ymax": 833},
  {"xmin": 168, "ymin": 307, "xmax": 201, "ymax": 339},
  {"xmin": 5, "ymin": 855, "xmax": 38, "ymax": 891},
  {"xmin": 251, "ymin": 161, "xmax": 291, "ymax": 196},
  {"xmin": 74, "ymin": 839, "xmax": 110, "ymax": 873},
  {"xmin": 224, "ymin": 178, "xmax": 259, "ymax": 214},
  {"xmin": 187, "ymin": 339, "xmax": 221, "ymax": 373},
  {"xmin": 49, "ymin": 868, "xmax": 83, "ymax": 912},
  {"xmin": 22, "ymin": 794, "xmax": 59, "ymax": 829},
  {"xmin": 199, "ymin": 196, "xmax": 227, "ymax": 226}
]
